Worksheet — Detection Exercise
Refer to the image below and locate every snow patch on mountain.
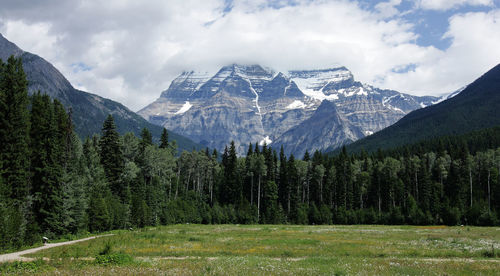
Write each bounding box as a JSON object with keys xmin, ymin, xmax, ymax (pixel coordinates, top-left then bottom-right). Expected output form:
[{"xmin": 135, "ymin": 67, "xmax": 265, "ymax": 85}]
[
  {"xmin": 259, "ymin": 136, "xmax": 272, "ymax": 146},
  {"xmin": 432, "ymin": 86, "xmax": 465, "ymax": 104},
  {"xmin": 288, "ymin": 68, "xmax": 353, "ymax": 101},
  {"xmin": 175, "ymin": 101, "xmax": 192, "ymax": 114},
  {"xmin": 245, "ymin": 78, "xmax": 263, "ymax": 119},
  {"xmin": 286, "ymin": 100, "xmax": 307, "ymax": 109},
  {"xmin": 338, "ymin": 86, "xmax": 369, "ymax": 97},
  {"xmin": 382, "ymin": 95, "xmax": 404, "ymax": 113}
]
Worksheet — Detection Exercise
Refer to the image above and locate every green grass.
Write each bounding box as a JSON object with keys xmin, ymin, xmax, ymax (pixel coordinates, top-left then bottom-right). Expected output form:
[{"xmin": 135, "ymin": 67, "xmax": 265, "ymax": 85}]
[{"xmin": 3, "ymin": 225, "xmax": 500, "ymax": 275}]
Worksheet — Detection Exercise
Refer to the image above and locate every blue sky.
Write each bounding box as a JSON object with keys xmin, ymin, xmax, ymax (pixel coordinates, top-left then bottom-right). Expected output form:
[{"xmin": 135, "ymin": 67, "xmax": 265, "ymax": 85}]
[
  {"xmin": 366, "ymin": 0, "xmax": 497, "ymax": 49},
  {"xmin": 0, "ymin": 0, "xmax": 499, "ymax": 110}
]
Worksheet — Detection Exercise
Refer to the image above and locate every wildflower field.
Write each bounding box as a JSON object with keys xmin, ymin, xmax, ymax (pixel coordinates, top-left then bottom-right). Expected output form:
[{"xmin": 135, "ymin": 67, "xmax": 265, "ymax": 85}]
[{"xmin": 2, "ymin": 224, "xmax": 499, "ymax": 275}]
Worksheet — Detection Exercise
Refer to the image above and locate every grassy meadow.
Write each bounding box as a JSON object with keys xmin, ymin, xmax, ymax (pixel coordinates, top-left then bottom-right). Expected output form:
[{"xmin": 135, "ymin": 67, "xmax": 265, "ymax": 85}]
[{"xmin": 1, "ymin": 224, "xmax": 499, "ymax": 275}]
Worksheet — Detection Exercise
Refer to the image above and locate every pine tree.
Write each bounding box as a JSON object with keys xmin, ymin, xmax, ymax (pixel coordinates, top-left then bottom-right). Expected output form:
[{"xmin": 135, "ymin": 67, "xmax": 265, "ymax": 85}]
[
  {"xmin": 88, "ymin": 188, "xmax": 110, "ymax": 232},
  {"xmin": 99, "ymin": 115, "xmax": 126, "ymax": 202},
  {"xmin": 159, "ymin": 128, "xmax": 169, "ymax": 149},
  {"xmin": 0, "ymin": 56, "xmax": 30, "ymax": 202},
  {"xmin": 278, "ymin": 146, "xmax": 288, "ymax": 213},
  {"xmin": 287, "ymin": 154, "xmax": 299, "ymax": 222},
  {"xmin": 220, "ymin": 141, "xmax": 240, "ymax": 204},
  {"xmin": 139, "ymin": 127, "xmax": 153, "ymax": 152},
  {"xmin": 61, "ymin": 132, "xmax": 87, "ymax": 234},
  {"xmin": 30, "ymin": 93, "xmax": 64, "ymax": 235}
]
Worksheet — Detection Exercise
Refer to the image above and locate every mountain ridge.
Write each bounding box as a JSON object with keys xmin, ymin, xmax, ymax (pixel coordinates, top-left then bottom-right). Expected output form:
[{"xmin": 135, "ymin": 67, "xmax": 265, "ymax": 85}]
[
  {"xmin": 0, "ymin": 33, "xmax": 202, "ymax": 152},
  {"xmin": 343, "ymin": 63, "xmax": 500, "ymax": 153},
  {"xmin": 140, "ymin": 63, "xmax": 440, "ymax": 156}
]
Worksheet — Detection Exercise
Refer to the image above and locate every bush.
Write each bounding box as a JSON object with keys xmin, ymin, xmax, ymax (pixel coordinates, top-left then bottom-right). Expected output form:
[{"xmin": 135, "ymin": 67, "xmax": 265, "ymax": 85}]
[
  {"xmin": 211, "ymin": 203, "xmax": 226, "ymax": 224},
  {"xmin": 319, "ymin": 204, "xmax": 333, "ymax": 225},
  {"xmin": 442, "ymin": 206, "xmax": 461, "ymax": 226},
  {"xmin": 99, "ymin": 241, "xmax": 113, "ymax": 255},
  {"xmin": 389, "ymin": 207, "xmax": 404, "ymax": 225},
  {"xmin": 95, "ymin": 253, "xmax": 134, "ymax": 265},
  {"xmin": 308, "ymin": 203, "xmax": 321, "ymax": 224},
  {"xmin": 0, "ymin": 259, "xmax": 47, "ymax": 273},
  {"xmin": 479, "ymin": 245, "xmax": 499, "ymax": 258},
  {"xmin": 465, "ymin": 204, "xmax": 482, "ymax": 225},
  {"xmin": 296, "ymin": 204, "xmax": 309, "ymax": 225},
  {"xmin": 361, "ymin": 208, "xmax": 378, "ymax": 224},
  {"xmin": 478, "ymin": 210, "xmax": 499, "ymax": 226}
]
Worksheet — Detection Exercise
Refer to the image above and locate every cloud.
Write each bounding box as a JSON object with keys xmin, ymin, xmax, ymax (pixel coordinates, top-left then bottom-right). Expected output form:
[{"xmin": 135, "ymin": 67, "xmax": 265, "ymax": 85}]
[
  {"xmin": 0, "ymin": 0, "xmax": 499, "ymax": 110},
  {"xmin": 375, "ymin": 0, "xmax": 402, "ymax": 18},
  {"xmin": 416, "ymin": 0, "xmax": 494, "ymax": 11},
  {"xmin": 380, "ymin": 9, "xmax": 500, "ymax": 95}
]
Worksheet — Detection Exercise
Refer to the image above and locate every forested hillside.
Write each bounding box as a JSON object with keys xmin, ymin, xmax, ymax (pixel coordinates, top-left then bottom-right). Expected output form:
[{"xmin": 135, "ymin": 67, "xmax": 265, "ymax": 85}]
[
  {"xmin": 345, "ymin": 64, "xmax": 500, "ymax": 153},
  {"xmin": 1, "ymin": 56, "xmax": 499, "ymax": 253},
  {"xmin": 0, "ymin": 34, "xmax": 202, "ymax": 153}
]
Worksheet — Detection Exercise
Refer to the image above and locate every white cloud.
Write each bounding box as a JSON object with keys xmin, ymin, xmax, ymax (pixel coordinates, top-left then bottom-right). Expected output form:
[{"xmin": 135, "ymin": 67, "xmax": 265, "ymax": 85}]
[
  {"xmin": 375, "ymin": 0, "xmax": 402, "ymax": 18},
  {"xmin": 2, "ymin": 20, "xmax": 59, "ymax": 63},
  {"xmin": 381, "ymin": 9, "xmax": 500, "ymax": 95},
  {"xmin": 417, "ymin": 0, "xmax": 494, "ymax": 11},
  {"xmin": 0, "ymin": 0, "xmax": 499, "ymax": 111}
]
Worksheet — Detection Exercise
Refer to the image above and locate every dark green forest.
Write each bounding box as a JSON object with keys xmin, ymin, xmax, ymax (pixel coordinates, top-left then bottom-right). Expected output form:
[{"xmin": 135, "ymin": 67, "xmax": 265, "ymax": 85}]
[{"xmin": 1, "ymin": 56, "xmax": 499, "ymax": 252}]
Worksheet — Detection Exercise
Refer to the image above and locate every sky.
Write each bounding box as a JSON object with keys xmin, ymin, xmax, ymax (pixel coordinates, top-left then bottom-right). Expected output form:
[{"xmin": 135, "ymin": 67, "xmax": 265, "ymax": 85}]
[{"xmin": 0, "ymin": 0, "xmax": 499, "ymax": 111}]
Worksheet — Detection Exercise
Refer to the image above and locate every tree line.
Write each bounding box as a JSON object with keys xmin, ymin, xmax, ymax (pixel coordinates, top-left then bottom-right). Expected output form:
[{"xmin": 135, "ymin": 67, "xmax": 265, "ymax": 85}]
[{"xmin": 1, "ymin": 56, "xmax": 499, "ymax": 252}]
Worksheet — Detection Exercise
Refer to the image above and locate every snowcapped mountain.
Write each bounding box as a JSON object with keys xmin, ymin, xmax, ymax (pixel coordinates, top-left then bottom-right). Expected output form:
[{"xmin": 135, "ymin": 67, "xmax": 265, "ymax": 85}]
[{"xmin": 139, "ymin": 64, "xmax": 439, "ymax": 156}]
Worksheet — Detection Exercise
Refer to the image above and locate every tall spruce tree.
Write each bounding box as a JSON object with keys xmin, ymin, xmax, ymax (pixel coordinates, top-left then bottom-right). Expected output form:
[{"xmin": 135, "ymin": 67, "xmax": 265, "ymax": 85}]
[
  {"xmin": 159, "ymin": 128, "xmax": 169, "ymax": 149},
  {"xmin": 30, "ymin": 93, "xmax": 64, "ymax": 235},
  {"xmin": 99, "ymin": 115, "xmax": 126, "ymax": 202},
  {"xmin": 220, "ymin": 141, "xmax": 240, "ymax": 204},
  {"xmin": 0, "ymin": 56, "xmax": 30, "ymax": 202},
  {"xmin": 0, "ymin": 56, "xmax": 31, "ymax": 247}
]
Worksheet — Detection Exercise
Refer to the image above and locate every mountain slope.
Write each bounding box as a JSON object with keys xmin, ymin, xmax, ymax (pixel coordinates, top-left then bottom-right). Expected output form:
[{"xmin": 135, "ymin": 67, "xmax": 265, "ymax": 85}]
[
  {"xmin": 0, "ymin": 33, "xmax": 202, "ymax": 152},
  {"xmin": 140, "ymin": 64, "xmax": 439, "ymax": 155},
  {"xmin": 273, "ymin": 100, "xmax": 364, "ymax": 157},
  {"xmin": 344, "ymin": 63, "xmax": 500, "ymax": 153}
]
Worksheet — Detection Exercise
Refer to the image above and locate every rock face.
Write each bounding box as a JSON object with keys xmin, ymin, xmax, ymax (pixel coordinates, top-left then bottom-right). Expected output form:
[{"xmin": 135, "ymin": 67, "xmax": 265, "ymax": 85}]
[
  {"xmin": 273, "ymin": 100, "xmax": 364, "ymax": 156},
  {"xmin": 0, "ymin": 33, "xmax": 202, "ymax": 152},
  {"xmin": 140, "ymin": 64, "xmax": 439, "ymax": 156}
]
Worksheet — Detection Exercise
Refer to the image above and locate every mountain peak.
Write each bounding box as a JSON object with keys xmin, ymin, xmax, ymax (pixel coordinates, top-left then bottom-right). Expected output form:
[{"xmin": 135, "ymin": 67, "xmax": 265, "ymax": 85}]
[
  {"xmin": 287, "ymin": 66, "xmax": 355, "ymax": 101},
  {"xmin": 465, "ymin": 63, "xmax": 500, "ymax": 91},
  {"xmin": 0, "ymin": 33, "xmax": 24, "ymax": 61},
  {"xmin": 141, "ymin": 62, "xmax": 439, "ymax": 155},
  {"xmin": 219, "ymin": 64, "xmax": 274, "ymax": 80}
]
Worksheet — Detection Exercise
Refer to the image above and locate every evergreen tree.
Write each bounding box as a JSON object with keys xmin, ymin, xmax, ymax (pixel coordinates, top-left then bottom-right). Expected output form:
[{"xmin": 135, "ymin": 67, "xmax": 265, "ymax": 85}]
[
  {"xmin": 88, "ymin": 188, "xmax": 110, "ymax": 232},
  {"xmin": 159, "ymin": 128, "xmax": 169, "ymax": 149},
  {"xmin": 139, "ymin": 127, "xmax": 153, "ymax": 153},
  {"xmin": 220, "ymin": 141, "xmax": 240, "ymax": 204},
  {"xmin": 99, "ymin": 115, "xmax": 126, "ymax": 202},
  {"xmin": 278, "ymin": 146, "xmax": 288, "ymax": 213},
  {"xmin": 0, "ymin": 56, "xmax": 30, "ymax": 202},
  {"xmin": 30, "ymin": 93, "xmax": 64, "ymax": 236},
  {"xmin": 287, "ymin": 154, "xmax": 299, "ymax": 222}
]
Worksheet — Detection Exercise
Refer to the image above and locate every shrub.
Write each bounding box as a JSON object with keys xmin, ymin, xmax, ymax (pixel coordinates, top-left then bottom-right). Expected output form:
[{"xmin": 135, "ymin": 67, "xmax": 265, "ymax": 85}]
[
  {"xmin": 296, "ymin": 204, "xmax": 309, "ymax": 225},
  {"xmin": 99, "ymin": 241, "xmax": 113, "ymax": 255},
  {"xmin": 442, "ymin": 206, "xmax": 461, "ymax": 226},
  {"xmin": 0, "ymin": 259, "xmax": 47, "ymax": 273},
  {"xmin": 95, "ymin": 253, "xmax": 134, "ymax": 265}
]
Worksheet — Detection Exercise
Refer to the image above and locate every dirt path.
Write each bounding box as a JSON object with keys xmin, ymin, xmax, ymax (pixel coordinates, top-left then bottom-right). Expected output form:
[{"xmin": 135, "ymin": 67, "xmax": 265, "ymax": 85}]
[{"xmin": 0, "ymin": 234, "xmax": 114, "ymax": 263}]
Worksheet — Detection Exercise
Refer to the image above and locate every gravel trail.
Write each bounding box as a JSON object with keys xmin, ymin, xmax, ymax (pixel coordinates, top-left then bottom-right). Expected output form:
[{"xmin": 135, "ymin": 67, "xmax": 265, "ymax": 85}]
[{"xmin": 0, "ymin": 234, "xmax": 113, "ymax": 263}]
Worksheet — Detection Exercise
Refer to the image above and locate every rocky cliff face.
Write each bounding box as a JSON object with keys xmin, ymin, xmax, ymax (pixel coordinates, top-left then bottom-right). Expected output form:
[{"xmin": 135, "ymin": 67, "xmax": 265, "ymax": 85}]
[{"xmin": 139, "ymin": 64, "xmax": 440, "ymax": 156}]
